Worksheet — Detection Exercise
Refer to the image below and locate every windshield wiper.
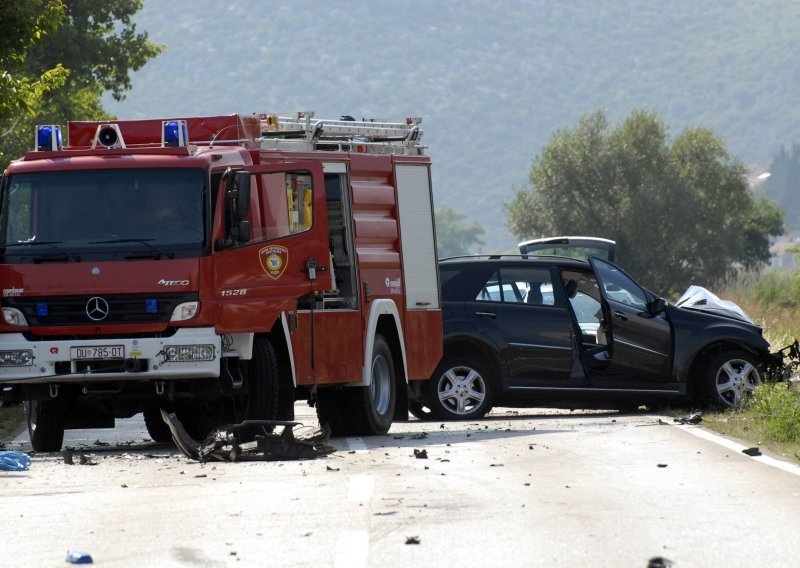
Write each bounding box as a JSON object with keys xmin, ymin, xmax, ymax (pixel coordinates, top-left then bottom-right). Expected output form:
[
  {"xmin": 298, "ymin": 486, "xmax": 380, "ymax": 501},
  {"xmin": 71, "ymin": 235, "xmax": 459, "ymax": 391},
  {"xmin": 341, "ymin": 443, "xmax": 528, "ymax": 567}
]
[
  {"xmin": 90, "ymin": 238, "xmax": 175, "ymax": 260},
  {"xmin": 4, "ymin": 240, "xmax": 82, "ymax": 262}
]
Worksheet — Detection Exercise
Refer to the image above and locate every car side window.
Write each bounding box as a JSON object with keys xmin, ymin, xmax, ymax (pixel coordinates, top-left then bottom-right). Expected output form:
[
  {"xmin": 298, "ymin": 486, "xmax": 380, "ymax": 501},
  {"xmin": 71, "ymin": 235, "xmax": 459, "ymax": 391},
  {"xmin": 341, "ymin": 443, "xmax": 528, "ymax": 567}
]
[
  {"xmin": 475, "ymin": 267, "xmax": 556, "ymax": 306},
  {"xmin": 592, "ymin": 260, "xmax": 648, "ymax": 310}
]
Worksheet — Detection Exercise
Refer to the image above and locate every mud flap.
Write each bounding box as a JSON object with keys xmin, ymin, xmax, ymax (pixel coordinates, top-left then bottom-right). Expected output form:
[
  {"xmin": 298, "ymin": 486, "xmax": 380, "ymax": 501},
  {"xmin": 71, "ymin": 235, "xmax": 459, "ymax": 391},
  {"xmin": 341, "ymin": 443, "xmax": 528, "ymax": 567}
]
[{"xmin": 160, "ymin": 409, "xmax": 335, "ymax": 463}]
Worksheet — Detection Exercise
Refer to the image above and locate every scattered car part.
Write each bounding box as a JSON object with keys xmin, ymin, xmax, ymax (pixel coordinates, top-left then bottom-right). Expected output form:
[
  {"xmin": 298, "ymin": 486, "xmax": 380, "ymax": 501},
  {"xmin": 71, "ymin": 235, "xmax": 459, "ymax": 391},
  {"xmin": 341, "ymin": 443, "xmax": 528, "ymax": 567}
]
[
  {"xmin": 765, "ymin": 340, "xmax": 800, "ymax": 383},
  {"xmin": 160, "ymin": 410, "xmax": 334, "ymax": 463},
  {"xmin": 0, "ymin": 450, "xmax": 31, "ymax": 471}
]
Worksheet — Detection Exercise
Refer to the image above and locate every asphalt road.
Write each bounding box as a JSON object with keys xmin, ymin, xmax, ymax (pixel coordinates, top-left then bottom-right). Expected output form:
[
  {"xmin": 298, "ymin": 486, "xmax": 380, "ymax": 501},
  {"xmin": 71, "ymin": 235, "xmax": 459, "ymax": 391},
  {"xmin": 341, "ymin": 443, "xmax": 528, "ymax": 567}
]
[{"xmin": 2, "ymin": 404, "xmax": 800, "ymax": 567}]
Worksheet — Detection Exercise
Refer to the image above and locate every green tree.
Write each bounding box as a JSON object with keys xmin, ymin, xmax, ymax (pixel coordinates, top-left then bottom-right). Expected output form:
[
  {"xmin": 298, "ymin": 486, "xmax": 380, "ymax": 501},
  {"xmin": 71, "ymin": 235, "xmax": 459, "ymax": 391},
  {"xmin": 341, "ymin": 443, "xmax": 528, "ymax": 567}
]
[
  {"xmin": 506, "ymin": 109, "xmax": 784, "ymax": 295},
  {"xmin": 435, "ymin": 206, "xmax": 485, "ymax": 258},
  {"xmin": 0, "ymin": 0, "xmax": 163, "ymax": 167},
  {"xmin": 0, "ymin": 1, "xmax": 68, "ymax": 134}
]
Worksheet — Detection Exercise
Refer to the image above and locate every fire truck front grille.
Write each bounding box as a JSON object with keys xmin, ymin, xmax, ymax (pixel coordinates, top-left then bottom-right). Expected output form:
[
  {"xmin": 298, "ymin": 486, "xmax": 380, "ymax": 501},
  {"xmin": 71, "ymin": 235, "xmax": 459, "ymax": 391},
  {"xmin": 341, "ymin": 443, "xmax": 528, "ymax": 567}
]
[{"xmin": 4, "ymin": 293, "xmax": 199, "ymax": 326}]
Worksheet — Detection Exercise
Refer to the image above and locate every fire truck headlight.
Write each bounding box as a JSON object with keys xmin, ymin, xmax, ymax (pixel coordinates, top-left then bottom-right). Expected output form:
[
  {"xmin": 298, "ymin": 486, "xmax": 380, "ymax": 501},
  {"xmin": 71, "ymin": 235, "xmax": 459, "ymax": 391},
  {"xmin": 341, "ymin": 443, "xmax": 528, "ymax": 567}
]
[
  {"xmin": 170, "ymin": 302, "xmax": 199, "ymax": 322},
  {"xmin": 2, "ymin": 308, "xmax": 28, "ymax": 327},
  {"xmin": 164, "ymin": 345, "xmax": 215, "ymax": 362},
  {"xmin": 0, "ymin": 350, "xmax": 33, "ymax": 367}
]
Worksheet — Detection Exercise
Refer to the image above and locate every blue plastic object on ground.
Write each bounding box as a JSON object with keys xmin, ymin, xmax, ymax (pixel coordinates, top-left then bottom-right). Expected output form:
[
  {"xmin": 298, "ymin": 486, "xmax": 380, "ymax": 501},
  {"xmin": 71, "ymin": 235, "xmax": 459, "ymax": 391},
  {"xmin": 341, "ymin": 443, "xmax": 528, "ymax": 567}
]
[
  {"xmin": 66, "ymin": 549, "xmax": 94, "ymax": 564},
  {"xmin": 0, "ymin": 451, "xmax": 31, "ymax": 471}
]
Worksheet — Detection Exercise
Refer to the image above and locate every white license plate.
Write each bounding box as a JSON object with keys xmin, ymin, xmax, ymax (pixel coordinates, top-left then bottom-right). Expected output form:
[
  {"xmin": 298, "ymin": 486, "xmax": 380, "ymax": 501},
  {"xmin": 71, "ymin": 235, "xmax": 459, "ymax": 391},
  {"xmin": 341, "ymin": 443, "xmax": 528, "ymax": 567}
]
[{"xmin": 70, "ymin": 345, "xmax": 124, "ymax": 360}]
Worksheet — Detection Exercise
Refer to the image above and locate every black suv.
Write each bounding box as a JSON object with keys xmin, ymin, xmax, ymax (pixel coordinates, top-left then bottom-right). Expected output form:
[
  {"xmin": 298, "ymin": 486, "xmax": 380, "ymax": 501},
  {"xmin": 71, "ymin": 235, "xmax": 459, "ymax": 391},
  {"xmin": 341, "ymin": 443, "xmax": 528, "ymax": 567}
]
[{"xmin": 411, "ymin": 253, "xmax": 774, "ymax": 420}]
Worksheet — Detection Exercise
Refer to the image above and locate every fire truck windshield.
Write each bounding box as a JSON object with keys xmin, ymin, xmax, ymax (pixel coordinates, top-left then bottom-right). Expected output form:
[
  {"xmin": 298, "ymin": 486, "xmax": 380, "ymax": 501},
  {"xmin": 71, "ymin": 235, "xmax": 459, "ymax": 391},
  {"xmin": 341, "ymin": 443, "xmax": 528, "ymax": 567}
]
[{"xmin": 0, "ymin": 168, "xmax": 206, "ymax": 261}]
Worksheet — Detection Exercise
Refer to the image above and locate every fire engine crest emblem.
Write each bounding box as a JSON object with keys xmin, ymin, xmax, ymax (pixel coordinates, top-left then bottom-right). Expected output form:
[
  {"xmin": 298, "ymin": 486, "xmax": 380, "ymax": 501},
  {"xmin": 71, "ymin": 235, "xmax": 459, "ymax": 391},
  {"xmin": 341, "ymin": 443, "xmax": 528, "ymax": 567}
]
[{"xmin": 259, "ymin": 245, "xmax": 289, "ymax": 280}]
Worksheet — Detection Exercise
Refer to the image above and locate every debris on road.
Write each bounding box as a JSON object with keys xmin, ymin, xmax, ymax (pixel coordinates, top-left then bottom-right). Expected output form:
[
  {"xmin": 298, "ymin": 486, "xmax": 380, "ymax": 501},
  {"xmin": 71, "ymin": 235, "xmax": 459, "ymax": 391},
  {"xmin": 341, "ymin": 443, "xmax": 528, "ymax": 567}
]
[
  {"xmin": 0, "ymin": 450, "xmax": 31, "ymax": 471},
  {"xmin": 413, "ymin": 449, "xmax": 428, "ymax": 459},
  {"xmin": 657, "ymin": 464, "xmax": 668, "ymax": 468},
  {"xmin": 161, "ymin": 410, "xmax": 335, "ymax": 463},
  {"xmin": 675, "ymin": 411, "xmax": 703, "ymax": 425},
  {"xmin": 405, "ymin": 536, "xmax": 421, "ymax": 545},
  {"xmin": 742, "ymin": 447, "xmax": 762, "ymax": 457},
  {"xmin": 65, "ymin": 549, "xmax": 93, "ymax": 564},
  {"xmin": 62, "ymin": 450, "xmax": 99, "ymax": 466}
]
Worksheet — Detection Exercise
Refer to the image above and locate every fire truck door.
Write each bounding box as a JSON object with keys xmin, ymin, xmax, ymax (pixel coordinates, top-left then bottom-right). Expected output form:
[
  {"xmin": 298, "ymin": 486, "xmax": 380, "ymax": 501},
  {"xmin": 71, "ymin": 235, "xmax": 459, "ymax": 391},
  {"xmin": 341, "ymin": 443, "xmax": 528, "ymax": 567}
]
[{"xmin": 213, "ymin": 162, "xmax": 330, "ymax": 331}]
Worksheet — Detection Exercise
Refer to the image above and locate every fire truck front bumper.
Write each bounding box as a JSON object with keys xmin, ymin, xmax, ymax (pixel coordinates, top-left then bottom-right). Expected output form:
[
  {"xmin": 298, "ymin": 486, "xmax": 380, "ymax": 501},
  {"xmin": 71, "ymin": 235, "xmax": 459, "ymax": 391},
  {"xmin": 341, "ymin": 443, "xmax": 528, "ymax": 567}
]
[{"xmin": 0, "ymin": 328, "xmax": 222, "ymax": 384}]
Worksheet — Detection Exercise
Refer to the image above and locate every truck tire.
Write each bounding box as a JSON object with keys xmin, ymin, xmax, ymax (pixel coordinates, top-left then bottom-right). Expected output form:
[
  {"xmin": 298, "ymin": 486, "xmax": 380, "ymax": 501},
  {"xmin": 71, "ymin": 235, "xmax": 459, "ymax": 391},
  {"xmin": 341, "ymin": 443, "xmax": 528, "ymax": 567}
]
[
  {"xmin": 143, "ymin": 407, "xmax": 174, "ymax": 443},
  {"xmin": 238, "ymin": 336, "xmax": 280, "ymax": 440},
  {"xmin": 25, "ymin": 399, "xmax": 65, "ymax": 452},
  {"xmin": 347, "ymin": 334, "xmax": 397, "ymax": 436},
  {"xmin": 174, "ymin": 404, "xmax": 220, "ymax": 442}
]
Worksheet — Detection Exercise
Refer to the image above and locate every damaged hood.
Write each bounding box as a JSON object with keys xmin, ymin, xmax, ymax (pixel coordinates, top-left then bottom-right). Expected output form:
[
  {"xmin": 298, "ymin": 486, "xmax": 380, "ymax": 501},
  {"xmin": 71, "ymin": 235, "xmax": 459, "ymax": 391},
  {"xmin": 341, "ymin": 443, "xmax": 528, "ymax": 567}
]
[{"xmin": 675, "ymin": 285, "xmax": 755, "ymax": 325}]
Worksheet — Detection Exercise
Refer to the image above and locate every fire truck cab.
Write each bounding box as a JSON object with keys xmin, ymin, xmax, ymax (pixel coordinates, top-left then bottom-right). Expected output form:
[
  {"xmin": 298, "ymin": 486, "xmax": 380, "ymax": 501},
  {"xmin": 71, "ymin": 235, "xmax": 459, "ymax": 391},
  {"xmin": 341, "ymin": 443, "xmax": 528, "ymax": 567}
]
[{"xmin": 0, "ymin": 112, "xmax": 442, "ymax": 451}]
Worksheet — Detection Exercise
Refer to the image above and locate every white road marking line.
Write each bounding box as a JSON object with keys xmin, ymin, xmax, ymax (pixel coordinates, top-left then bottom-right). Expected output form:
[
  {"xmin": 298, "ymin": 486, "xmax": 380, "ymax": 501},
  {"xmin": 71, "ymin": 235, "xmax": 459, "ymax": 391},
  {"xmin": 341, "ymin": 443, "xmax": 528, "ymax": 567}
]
[
  {"xmin": 347, "ymin": 474, "xmax": 375, "ymax": 502},
  {"xmin": 675, "ymin": 423, "xmax": 800, "ymax": 477},
  {"xmin": 334, "ymin": 530, "xmax": 369, "ymax": 568}
]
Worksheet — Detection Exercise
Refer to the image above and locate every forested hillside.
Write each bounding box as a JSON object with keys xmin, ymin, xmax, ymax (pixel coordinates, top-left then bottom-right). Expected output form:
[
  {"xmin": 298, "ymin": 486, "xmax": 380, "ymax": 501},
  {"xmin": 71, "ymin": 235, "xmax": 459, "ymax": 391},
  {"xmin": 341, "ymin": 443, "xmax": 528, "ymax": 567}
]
[{"xmin": 102, "ymin": 0, "xmax": 800, "ymax": 250}]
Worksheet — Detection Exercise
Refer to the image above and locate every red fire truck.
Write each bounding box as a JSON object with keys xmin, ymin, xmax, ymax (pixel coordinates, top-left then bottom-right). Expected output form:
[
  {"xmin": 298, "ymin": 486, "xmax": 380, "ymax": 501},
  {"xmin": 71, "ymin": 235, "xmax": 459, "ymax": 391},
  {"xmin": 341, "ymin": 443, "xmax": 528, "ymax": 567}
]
[{"xmin": 0, "ymin": 112, "xmax": 441, "ymax": 451}]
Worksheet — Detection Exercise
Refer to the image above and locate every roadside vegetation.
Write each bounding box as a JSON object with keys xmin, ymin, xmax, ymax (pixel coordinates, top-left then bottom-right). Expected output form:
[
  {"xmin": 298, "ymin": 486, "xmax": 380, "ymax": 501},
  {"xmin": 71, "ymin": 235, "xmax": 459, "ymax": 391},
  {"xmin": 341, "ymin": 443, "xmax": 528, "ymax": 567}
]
[{"xmin": 703, "ymin": 270, "xmax": 800, "ymax": 461}]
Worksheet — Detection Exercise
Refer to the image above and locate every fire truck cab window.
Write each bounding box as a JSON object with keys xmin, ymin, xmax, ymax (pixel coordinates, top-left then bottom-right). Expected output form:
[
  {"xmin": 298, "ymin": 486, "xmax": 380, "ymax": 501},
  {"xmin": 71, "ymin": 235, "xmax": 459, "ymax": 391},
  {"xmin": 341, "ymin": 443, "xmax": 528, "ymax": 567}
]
[
  {"xmin": 253, "ymin": 172, "xmax": 313, "ymax": 242},
  {"xmin": 0, "ymin": 168, "xmax": 206, "ymax": 256}
]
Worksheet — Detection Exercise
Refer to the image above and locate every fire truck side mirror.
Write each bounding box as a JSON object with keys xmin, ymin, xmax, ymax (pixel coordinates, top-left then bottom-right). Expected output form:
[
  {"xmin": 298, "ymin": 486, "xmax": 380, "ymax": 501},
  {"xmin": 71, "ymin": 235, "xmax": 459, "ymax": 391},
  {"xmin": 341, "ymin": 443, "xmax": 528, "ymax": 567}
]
[
  {"xmin": 217, "ymin": 171, "xmax": 252, "ymax": 250},
  {"xmin": 235, "ymin": 171, "xmax": 250, "ymax": 220}
]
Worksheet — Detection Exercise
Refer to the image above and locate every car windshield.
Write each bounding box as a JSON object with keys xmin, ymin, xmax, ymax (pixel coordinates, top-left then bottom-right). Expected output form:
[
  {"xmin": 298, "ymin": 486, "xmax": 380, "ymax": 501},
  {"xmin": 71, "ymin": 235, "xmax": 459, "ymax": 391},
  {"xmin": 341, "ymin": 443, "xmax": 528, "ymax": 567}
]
[{"xmin": 0, "ymin": 168, "xmax": 206, "ymax": 260}]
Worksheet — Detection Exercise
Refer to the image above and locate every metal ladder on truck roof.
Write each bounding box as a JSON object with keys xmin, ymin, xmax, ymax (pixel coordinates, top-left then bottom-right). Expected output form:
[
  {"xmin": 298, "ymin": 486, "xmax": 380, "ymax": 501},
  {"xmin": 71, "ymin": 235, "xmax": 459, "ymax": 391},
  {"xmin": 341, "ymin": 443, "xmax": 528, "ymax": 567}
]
[{"xmin": 259, "ymin": 112, "xmax": 425, "ymax": 155}]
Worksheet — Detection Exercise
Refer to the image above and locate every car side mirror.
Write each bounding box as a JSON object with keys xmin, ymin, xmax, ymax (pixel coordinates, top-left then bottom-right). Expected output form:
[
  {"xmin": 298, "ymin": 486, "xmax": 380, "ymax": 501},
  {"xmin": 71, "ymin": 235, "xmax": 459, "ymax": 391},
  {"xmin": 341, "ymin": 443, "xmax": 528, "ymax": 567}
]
[{"xmin": 649, "ymin": 297, "xmax": 668, "ymax": 315}]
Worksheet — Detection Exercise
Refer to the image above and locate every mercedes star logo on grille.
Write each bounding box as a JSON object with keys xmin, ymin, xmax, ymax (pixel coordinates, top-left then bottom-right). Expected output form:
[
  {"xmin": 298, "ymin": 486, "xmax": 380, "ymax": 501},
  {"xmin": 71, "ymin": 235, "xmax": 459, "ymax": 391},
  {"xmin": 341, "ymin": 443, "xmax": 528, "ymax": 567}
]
[{"xmin": 85, "ymin": 296, "xmax": 110, "ymax": 321}]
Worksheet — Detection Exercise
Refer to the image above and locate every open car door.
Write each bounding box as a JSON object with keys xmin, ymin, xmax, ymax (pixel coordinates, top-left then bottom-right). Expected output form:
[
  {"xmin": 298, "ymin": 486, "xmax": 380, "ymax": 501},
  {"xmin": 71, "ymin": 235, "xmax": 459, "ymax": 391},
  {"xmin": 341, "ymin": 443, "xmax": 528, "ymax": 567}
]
[{"xmin": 588, "ymin": 257, "xmax": 672, "ymax": 385}]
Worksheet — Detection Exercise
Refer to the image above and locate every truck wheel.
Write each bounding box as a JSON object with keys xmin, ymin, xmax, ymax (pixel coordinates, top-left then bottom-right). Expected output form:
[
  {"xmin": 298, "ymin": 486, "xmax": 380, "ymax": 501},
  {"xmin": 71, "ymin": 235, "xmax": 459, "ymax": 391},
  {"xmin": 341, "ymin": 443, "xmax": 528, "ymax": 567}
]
[
  {"xmin": 238, "ymin": 337, "xmax": 279, "ymax": 440},
  {"xmin": 424, "ymin": 357, "xmax": 494, "ymax": 420},
  {"xmin": 25, "ymin": 399, "xmax": 65, "ymax": 452},
  {"xmin": 704, "ymin": 350, "xmax": 762, "ymax": 409},
  {"xmin": 143, "ymin": 407, "xmax": 173, "ymax": 443},
  {"xmin": 315, "ymin": 387, "xmax": 350, "ymax": 437},
  {"xmin": 347, "ymin": 334, "xmax": 397, "ymax": 436},
  {"xmin": 174, "ymin": 404, "xmax": 223, "ymax": 442}
]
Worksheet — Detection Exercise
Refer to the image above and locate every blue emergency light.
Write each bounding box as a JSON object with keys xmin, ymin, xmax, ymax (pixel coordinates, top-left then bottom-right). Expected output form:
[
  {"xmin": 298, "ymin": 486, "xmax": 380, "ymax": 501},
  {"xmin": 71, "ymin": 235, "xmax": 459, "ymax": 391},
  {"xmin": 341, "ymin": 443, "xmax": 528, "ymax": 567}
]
[
  {"xmin": 163, "ymin": 120, "xmax": 188, "ymax": 147},
  {"xmin": 145, "ymin": 299, "xmax": 158, "ymax": 314},
  {"xmin": 36, "ymin": 302, "xmax": 49, "ymax": 317},
  {"xmin": 36, "ymin": 125, "xmax": 62, "ymax": 151}
]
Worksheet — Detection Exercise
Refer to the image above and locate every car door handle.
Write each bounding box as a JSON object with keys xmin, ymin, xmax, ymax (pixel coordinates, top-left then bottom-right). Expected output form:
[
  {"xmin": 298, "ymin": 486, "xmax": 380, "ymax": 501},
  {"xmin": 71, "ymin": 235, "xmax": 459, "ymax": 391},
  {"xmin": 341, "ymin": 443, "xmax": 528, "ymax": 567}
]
[
  {"xmin": 613, "ymin": 311, "xmax": 628, "ymax": 321},
  {"xmin": 475, "ymin": 311, "xmax": 497, "ymax": 319}
]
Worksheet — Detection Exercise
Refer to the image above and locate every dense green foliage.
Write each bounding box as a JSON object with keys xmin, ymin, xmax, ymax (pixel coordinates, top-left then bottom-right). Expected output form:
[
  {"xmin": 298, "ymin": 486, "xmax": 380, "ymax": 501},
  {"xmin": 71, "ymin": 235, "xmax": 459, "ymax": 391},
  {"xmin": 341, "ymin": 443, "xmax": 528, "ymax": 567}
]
[
  {"xmin": 435, "ymin": 207, "xmax": 485, "ymax": 258},
  {"xmin": 506, "ymin": 109, "xmax": 784, "ymax": 294},
  {"xmin": 0, "ymin": 0, "xmax": 162, "ymax": 166},
  {"xmin": 99, "ymin": 0, "xmax": 800, "ymax": 250},
  {"xmin": 0, "ymin": 1, "xmax": 68, "ymax": 133}
]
